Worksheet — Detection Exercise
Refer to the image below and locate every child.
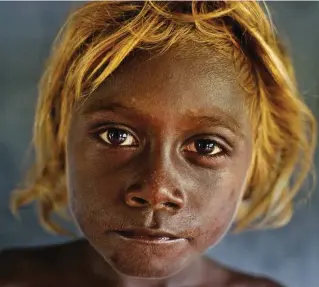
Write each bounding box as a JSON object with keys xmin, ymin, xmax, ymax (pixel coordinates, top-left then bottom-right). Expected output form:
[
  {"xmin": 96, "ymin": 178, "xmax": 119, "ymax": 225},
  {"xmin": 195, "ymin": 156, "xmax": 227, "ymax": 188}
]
[{"xmin": 1, "ymin": 1, "xmax": 316, "ymax": 286}]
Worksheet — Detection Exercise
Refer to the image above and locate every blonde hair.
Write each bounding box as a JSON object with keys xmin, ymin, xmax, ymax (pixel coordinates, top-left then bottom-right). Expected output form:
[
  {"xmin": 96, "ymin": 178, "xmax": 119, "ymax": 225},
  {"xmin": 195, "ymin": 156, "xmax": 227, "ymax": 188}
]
[{"xmin": 11, "ymin": 1, "xmax": 317, "ymax": 234}]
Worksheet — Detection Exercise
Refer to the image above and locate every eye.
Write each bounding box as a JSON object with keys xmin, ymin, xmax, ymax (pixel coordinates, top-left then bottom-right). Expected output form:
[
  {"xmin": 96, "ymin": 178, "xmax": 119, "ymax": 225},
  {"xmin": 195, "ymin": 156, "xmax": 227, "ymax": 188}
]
[
  {"xmin": 183, "ymin": 138, "xmax": 223, "ymax": 156},
  {"xmin": 98, "ymin": 127, "xmax": 138, "ymax": 147}
]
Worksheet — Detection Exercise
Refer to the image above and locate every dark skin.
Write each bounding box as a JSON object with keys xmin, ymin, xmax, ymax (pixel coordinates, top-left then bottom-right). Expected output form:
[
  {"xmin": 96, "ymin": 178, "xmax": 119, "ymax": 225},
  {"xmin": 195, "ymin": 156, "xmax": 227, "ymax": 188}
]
[{"xmin": 0, "ymin": 44, "xmax": 283, "ymax": 287}]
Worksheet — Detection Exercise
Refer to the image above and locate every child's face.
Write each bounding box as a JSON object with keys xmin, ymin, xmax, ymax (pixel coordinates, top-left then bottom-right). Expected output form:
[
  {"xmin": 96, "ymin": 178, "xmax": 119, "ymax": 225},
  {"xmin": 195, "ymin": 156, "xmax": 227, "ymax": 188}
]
[{"xmin": 66, "ymin": 45, "xmax": 253, "ymax": 278}]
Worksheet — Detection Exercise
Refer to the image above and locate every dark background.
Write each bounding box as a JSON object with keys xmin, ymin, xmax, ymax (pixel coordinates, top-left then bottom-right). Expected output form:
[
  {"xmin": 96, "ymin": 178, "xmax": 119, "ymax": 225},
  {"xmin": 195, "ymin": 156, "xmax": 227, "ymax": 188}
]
[{"xmin": 0, "ymin": 2, "xmax": 318, "ymax": 286}]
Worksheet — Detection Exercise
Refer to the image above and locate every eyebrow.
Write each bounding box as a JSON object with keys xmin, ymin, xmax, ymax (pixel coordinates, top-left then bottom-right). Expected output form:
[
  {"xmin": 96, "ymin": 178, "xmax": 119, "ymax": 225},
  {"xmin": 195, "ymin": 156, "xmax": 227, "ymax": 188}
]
[
  {"xmin": 83, "ymin": 102, "xmax": 131, "ymax": 115},
  {"xmin": 83, "ymin": 101, "xmax": 245, "ymax": 138},
  {"xmin": 186, "ymin": 112, "xmax": 244, "ymax": 138}
]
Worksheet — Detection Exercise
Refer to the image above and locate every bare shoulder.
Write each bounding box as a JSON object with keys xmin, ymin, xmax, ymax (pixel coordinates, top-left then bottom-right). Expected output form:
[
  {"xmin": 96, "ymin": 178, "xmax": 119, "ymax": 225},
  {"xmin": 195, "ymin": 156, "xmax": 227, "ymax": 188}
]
[
  {"xmin": 0, "ymin": 239, "xmax": 89, "ymax": 286},
  {"xmin": 0, "ymin": 239, "xmax": 88, "ymax": 272},
  {"xmin": 202, "ymin": 257, "xmax": 285, "ymax": 287}
]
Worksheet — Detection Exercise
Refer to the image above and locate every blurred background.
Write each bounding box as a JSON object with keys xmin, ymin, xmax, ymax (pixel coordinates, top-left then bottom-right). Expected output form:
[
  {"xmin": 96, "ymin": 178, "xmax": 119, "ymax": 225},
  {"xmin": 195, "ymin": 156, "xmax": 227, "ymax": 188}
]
[{"xmin": 0, "ymin": 2, "xmax": 318, "ymax": 287}]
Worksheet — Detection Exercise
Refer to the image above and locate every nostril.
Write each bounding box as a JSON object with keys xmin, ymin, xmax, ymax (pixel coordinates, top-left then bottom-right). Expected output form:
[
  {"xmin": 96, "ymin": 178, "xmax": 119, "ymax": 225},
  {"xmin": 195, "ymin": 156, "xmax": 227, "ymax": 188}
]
[
  {"xmin": 132, "ymin": 197, "xmax": 148, "ymax": 205},
  {"xmin": 163, "ymin": 202, "xmax": 178, "ymax": 209}
]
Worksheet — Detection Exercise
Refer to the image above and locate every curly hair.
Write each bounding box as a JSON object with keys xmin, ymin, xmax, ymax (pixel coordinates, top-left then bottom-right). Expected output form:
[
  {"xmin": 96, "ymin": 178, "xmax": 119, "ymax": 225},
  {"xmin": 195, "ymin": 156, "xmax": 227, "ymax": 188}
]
[{"xmin": 11, "ymin": 1, "xmax": 317, "ymax": 235}]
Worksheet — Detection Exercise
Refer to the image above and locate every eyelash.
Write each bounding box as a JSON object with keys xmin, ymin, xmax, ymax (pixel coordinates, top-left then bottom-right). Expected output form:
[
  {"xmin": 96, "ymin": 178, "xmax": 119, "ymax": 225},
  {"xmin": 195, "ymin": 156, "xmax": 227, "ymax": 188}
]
[
  {"xmin": 90, "ymin": 124, "xmax": 139, "ymax": 148},
  {"xmin": 91, "ymin": 126, "xmax": 230, "ymax": 160}
]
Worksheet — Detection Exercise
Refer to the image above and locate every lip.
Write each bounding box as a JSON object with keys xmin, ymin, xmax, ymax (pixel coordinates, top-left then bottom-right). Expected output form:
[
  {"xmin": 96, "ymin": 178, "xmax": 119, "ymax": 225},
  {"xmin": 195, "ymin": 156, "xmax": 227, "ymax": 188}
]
[{"xmin": 113, "ymin": 228, "xmax": 186, "ymax": 243}]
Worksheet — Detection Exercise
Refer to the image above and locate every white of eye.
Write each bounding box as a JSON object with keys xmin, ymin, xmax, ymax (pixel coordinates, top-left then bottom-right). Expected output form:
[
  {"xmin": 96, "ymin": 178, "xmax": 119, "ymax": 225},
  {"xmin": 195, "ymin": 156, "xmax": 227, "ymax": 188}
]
[
  {"xmin": 203, "ymin": 144, "xmax": 222, "ymax": 156},
  {"xmin": 185, "ymin": 141, "xmax": 223, "ymax": 155},
  {"xmin": 99, "ymin": 129, "xmax": 136, "ymax": 146}
]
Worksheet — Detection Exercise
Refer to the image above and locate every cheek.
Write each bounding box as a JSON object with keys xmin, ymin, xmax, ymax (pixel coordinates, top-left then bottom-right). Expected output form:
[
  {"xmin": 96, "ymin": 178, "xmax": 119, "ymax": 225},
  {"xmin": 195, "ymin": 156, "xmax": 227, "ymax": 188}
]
[
  {"xmin": 190, "ymin": 187, "xmax": 242, "ymax": 252},
  {"xmin": 191, "ymin": 166, "xmax": 249, "ymax": 251},
  {"xmin": 66, "ymin": 164, "xmax": 119, "ymax": 238},
  {"xmin": 65, "ymin": 138, "xmax": 121, "ymax": 233}
]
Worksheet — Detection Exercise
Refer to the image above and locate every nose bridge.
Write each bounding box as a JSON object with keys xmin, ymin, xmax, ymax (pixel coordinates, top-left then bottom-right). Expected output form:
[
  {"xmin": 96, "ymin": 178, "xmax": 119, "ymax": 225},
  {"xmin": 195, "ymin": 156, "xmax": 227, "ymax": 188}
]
[
  {"xmin": 125, "ymin": 143, "xmax": 185, "ymax": 211},
  {"xmin": 144, "ymin": 144, "xmax": 177, "ymax": 191}
]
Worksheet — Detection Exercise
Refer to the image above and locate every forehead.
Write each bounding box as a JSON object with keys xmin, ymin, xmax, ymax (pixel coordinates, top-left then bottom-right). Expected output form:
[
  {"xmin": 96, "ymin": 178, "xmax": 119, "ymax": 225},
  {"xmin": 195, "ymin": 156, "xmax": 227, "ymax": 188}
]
[{"xmin": 81, "ymin": 44, "xmax": 248, "ymax": 124}]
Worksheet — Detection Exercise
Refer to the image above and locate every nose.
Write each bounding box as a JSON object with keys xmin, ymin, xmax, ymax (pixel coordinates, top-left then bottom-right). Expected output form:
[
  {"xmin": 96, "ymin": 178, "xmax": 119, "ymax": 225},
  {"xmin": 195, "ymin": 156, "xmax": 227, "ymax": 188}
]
[{"xmin": 125, "ymin": 170, "xmax": 185, "ymax": 213}]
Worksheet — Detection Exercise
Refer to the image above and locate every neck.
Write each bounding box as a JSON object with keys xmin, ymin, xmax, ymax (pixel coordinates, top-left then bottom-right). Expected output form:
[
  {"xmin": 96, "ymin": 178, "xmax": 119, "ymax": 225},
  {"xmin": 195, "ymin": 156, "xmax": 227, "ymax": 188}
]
[{"xmin": 85, "ymin": 241, "xmax": 207, "ymax": 287}]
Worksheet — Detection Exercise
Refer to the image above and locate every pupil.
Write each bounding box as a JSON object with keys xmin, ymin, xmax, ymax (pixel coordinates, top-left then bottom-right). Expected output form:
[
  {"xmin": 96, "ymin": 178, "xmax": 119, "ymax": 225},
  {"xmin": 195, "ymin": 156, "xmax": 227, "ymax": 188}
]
[
  {"xmin": 195, "ymin": 139, "xmax": 215, "ymax": 154},
  {"xmin": 108, "ymin": 128, "xmax": 127, "ymax": 144}
]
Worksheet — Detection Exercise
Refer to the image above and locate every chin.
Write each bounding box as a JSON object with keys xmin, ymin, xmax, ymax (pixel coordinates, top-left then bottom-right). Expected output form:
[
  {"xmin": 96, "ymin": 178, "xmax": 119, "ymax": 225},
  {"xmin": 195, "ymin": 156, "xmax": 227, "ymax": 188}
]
[
  {"xmin": 92, "ymin": 234, "xmax": 197, "ymax": 279},
  {"xmin": 106, "ymin": 253, "xmax": 191, "ymax": 279}
]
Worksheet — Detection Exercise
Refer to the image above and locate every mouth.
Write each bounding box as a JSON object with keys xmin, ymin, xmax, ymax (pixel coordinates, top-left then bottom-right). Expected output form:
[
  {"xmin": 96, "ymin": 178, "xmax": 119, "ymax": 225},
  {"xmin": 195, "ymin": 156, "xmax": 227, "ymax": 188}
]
[{"xmin": 114, "ymin": 228, "xmax": 185, "ymax": 243}]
